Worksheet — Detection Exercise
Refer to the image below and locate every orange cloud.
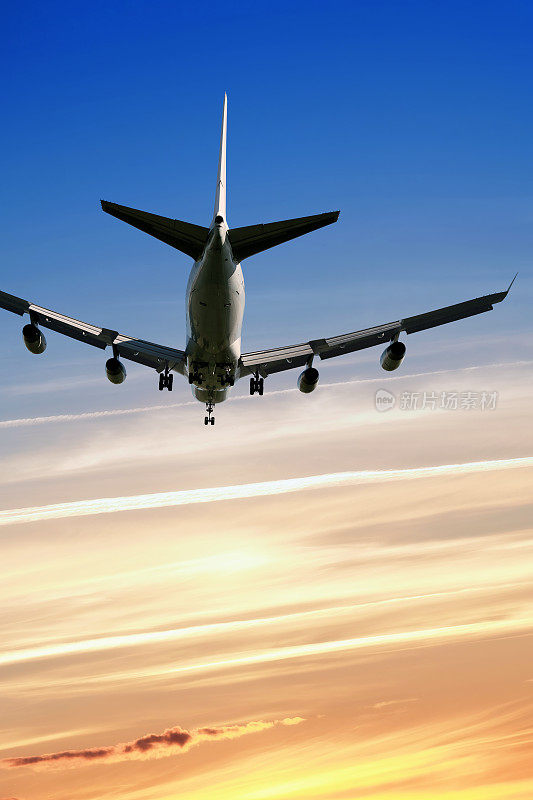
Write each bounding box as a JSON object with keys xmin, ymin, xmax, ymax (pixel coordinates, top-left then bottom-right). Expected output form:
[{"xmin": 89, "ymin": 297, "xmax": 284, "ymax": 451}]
[
  {"xmin": 370, "ymin": 698, "xmax": 419, "ymax": 710},
  {"xmin": 2, "ymin": 717, "xmax": 305, "ymax": 770}
]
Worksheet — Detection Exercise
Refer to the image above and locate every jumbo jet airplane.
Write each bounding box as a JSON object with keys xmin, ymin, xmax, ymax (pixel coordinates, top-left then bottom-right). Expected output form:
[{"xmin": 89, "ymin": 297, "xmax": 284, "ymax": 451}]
[{"xmin": 0, "ymin": 95, "xmax": 516, "ymax": 424}]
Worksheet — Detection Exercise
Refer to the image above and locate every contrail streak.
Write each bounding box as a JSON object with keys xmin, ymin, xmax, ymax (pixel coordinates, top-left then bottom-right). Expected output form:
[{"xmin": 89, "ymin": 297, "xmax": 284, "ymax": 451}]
[
  {"xmin": 0, "ymin": 400, "xmax": 196, "ymax": 428},
  {"xmin": 17, "ymin": 617, "xmax": 531, "ymax": 693},
  {"xmin": 0, "ymin": 583, "xmax": 512, "ymax": 667},
  {"xmin": 161, "ymin": 617, "xmax": 533, "ymax": 679},
  {"xmin": 0, "ymin": 457, "xmax": 531, "ymax": 528},
  {"xmin": 0, "ymin": 360, "xmax": 529, "ymax": 429}
]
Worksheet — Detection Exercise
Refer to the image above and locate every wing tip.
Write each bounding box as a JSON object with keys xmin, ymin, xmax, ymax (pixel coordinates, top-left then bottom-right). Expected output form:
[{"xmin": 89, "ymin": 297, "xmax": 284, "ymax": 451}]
[
  {"xmin": 495, "ymin": 271, "xmax": 519, "ymax": 303},
  {"xmin": 506, "ymin": 271, "xmax": 518, "ymax": 294},
  {"xmin": 320, "ymin": 210, "xmax": 340, "ymax": 224}
]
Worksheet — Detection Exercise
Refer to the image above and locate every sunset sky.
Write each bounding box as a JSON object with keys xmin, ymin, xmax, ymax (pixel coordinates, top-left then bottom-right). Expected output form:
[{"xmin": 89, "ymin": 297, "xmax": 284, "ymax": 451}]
[{"xmin": 1, "ymin": 1, "xmax": 532, "ymax": 799}]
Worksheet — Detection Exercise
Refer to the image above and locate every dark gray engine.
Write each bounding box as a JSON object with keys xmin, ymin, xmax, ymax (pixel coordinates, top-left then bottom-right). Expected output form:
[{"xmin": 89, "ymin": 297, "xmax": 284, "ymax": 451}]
[
  {"xmin": 380, "ymin": 341, "xmax": 406, "ymax": 371},
  {"xmin": 23, "ymin": 323, "xmax": 47, "ymax": 354},
  {"xmin": 106, "ymin": 357, "xmax": 127, "ymax": 384},
  {"xmin": 297, "ymin": 366, "xmax": 319, "ymax": 393}
]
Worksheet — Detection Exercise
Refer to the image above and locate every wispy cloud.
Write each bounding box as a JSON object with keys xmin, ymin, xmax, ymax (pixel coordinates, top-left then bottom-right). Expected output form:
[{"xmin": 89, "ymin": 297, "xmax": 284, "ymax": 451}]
[
  {"xmin": 144, "ymin": 617, "xmax": 532, "ymax": 681},
  {"xmin": 370, "ymin": 698, "xmax": 419, "ymax": 710},
  {"xmin": 2, "ymin": 718, "xmax": 305, "ymax": 770},
  {"xmin": 0, "ymin": 583, "xmax": 522, "ymax": 668},
  {"xmin": 0, "ymin": 400, "xmax": 195, "ymax": 428},
  {"xmin": 10, "ymin": 616, "xmax": 530, "ymax": 698},
  {"xmin": 0, "ymin": 457, "xmax": 531, "ymax": 528},
  {"xmin": 1, "ymin": 360, "xmax": 529, "ymax": 429}
]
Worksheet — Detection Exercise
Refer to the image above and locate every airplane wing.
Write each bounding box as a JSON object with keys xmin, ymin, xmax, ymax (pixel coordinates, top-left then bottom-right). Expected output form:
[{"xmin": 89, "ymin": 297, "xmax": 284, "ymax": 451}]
[
  {"xmin": 239, "ymin": 280, "xmax": 516, "ymax": 377},
  {"xmin": 0, "ymin": 289, "xmax": 187, "ymax": 373}
]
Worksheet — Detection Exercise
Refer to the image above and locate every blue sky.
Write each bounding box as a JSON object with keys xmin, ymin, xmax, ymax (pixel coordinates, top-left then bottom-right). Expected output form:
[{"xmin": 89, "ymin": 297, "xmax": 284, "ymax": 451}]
[{"xmin": 0, "ymin": 0, "xmax": 531, "ymax": 408}]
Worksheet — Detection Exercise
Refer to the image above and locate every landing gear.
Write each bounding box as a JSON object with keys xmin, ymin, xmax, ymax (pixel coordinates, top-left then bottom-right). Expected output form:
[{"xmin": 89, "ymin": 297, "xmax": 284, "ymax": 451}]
[
  {"xmin": 204, "ymin": 402, "xmax": 215, "ymax": 425},
  {"xmin": 188, "ymin": 365, "xmax": 203, "ymax": 385},
  {"xmin": 249, "ymin": 373, "xmax": 264, "ymax": 396},
  {"xmin": 159, "ymin": 367, "xmax": 173, "ymax": 391},
  {"xmin": 213, "ymin": 363, "xmax": 235, "ymax": 387}
]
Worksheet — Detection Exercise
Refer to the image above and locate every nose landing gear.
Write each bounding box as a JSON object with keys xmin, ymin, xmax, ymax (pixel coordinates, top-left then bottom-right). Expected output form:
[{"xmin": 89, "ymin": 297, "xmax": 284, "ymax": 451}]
[{"xmin": 204, "ymin": 402, "xmax": 215, "ymax": 425}]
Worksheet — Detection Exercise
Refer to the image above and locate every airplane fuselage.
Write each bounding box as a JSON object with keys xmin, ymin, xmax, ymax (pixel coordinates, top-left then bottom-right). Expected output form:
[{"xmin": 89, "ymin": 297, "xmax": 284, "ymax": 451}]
[{"xmin": 185, "ymin": 219, "xmax": 244, "ymax": 403}]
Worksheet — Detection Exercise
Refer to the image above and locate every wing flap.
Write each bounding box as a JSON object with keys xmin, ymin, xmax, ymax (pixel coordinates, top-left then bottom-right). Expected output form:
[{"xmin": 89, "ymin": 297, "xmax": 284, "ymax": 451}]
[
  {"xmin": 101, "ymin": 201, "xmax": 209, "ymax": 260},
  {"xmin": 114, "ymin": 335, "xmax": 186, "ymax": 372},
  {"xmin": 29, "ymin": 304, "xmax": 111, "ymax": 349},
  {"xmin": 240, "ymin": 342, "xmax": 313, "ymax": 375},
  {"xmin": 401, "ymin": 291, "xmax": 507, "ymax": 334},
  {"xmin": 229, "ymin": 211, "xmax": 339, "ymax": 261},
  {"xmin": 312, "ymin": 322, "xmax": 402, "ymax": 360}
]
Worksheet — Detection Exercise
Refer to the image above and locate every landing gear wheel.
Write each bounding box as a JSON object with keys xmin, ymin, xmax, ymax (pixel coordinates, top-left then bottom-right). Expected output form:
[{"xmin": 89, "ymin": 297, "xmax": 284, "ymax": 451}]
[
  {"xmin": 204, "ymin": 401, "xmax": 215, "ymax": 426},
  {"xmin": 250, "ymin": 375, "xmax": 265, "ymax": 396},
  {"xmin": 159, "ymin": 370, "xmax": 173, "ymax": 391}
]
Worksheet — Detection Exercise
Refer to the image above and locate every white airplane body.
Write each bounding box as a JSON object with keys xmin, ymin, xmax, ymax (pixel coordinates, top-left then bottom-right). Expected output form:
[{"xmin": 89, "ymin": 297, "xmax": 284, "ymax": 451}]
[
  {"xmin": 185, "ymin": 95, "xmax": 243, "ymax": 411},
  {"xmin": 0, "ymin": 95, "xmax": 515, "ymax": 424}
]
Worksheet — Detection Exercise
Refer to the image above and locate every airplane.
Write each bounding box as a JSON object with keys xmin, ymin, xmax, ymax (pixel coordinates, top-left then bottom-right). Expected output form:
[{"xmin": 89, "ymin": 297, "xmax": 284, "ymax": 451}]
[{"xmin": 0, "ymin": 95, "xmax": 516, "ymax": 425}]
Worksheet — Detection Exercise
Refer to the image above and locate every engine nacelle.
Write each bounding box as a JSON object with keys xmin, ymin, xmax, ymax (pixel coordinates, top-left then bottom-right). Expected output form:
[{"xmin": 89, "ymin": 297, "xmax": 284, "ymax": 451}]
[
  {"xmin": 23, "ymin": 323, "xmax": 47, "ymax": 354},
  {"xmin": 380, "ymin": 341, "xmax": 406, "ymax": 371},
  {"xmin": 298, "ymin": 366, "xmax": 319, "ymax": 393},
  {"xmin": 106, "ymin": 357, "xmax": 127, "ymax": 385}
]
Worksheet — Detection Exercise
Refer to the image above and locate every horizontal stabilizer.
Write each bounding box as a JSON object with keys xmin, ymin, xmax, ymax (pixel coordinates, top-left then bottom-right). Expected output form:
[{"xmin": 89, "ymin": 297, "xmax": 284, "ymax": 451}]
[
  {"xmin": 228, "ymin": 211, "xmax": 340, "ymax": 261},
  {"xmin": 101, "ymin": 201, "xmax": 209, "ymax": 260}
]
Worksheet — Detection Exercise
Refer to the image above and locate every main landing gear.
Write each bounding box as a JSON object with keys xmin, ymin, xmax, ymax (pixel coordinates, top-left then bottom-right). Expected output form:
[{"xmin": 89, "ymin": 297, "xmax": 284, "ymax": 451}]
[
  {"xmin": 204, "ymin": 402, "xmax": 215, "ymax": 426},
  {"xmin": 159, "ymin": 366, "xmax": 173, "ymax": 391},
  {"xmin": 250, "ymin": 373, "xmax": 264, "ymax": 396}
]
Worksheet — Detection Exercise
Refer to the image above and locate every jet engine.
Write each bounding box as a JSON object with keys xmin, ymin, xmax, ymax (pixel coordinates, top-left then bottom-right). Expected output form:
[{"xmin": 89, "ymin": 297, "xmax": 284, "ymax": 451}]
[
  {"xmin": 380, "ymin": 341, "xmax": 406, "ymax": 371},
  {"xmin": 298, "ymin": 366, "xmax": 319, "ymax": 393},
  {"xmin": 106, "ymin": 357, "xmax": 127, "ymax": 384},
  {"xmin": 23, "ymin": 323, "xmax": 47, "ymax": 354}
]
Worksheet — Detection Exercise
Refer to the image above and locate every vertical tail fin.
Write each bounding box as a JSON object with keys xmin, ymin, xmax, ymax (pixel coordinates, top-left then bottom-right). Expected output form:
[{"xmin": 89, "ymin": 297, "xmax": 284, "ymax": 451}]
[{"xmin": 213, "ymin": 93, "xmax": 227, "ymax": 224}]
